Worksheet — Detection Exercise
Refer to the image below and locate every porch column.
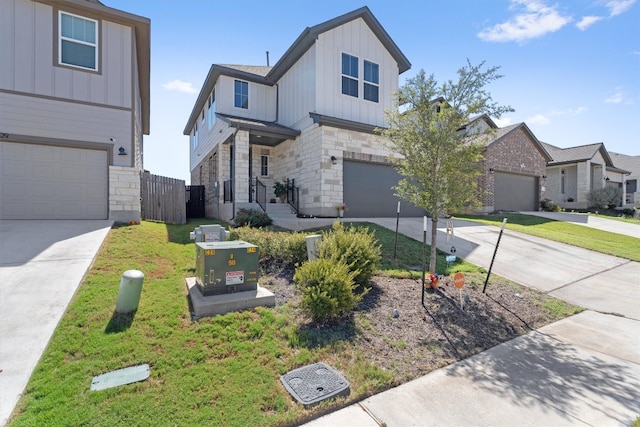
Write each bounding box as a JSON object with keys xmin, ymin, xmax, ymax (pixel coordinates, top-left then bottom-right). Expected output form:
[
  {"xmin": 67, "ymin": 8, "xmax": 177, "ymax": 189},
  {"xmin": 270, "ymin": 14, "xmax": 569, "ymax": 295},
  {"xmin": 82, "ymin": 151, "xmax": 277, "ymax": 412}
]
[
  {"xmin": 234, "ymin": 130, "xmax": 250, "ymax": 204},
  {"xmin": 576, "ymin": 162, "xmax": 590, "ymax": 205}
]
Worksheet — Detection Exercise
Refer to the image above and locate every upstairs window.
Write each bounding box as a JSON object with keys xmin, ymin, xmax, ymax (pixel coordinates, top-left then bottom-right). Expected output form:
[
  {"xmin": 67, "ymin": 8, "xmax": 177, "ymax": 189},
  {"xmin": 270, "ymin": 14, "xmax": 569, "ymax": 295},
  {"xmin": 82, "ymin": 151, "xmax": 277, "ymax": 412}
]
[
  {"xmin": 234, "ymin": 80, "xmax": 248, "ymax": 109},
  {"xmin": 363, "ymin": 60, "xmax": 379, "ymax": 102},
  {"xmin": 59, "ymin": 11, "xmax": 98, "ymax": 71},
  {"xmin": 207, "ymin": 91, "xmax": 216, "ymax": 131},
  {"xmin": 192, "ymin": 124, "xmax": 199, "ymax": 150},
  {"xmin": 341, "ymin": 53, "xmax": 358, "ymax": 97}
]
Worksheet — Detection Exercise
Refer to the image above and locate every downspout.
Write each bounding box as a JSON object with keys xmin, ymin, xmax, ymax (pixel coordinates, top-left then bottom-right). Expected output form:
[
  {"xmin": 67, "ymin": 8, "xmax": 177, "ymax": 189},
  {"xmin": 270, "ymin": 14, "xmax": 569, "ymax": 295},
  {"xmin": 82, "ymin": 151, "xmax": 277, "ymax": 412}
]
[
  {"xmin": 231, "ymin": 131, "xmax": 236, "ymax": 221},
  {"xmin": 274, "ymin": 82, "xmax": 279, "ymax": 123}
]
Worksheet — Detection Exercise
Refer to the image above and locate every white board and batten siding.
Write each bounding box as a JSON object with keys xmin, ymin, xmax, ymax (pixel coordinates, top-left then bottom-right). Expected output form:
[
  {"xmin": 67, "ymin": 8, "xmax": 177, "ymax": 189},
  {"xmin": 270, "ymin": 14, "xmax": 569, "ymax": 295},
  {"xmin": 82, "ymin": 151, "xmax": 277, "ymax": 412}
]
[
  {"xmin": 316, "ymin": 18, "xmax": 398, "ymax": 128},
  {"xmin": 277, "ymin": 18, "xmax": 398, "ymax": 130},
  {"xmin": 216, "ymin": 75, "xmax": 277, "ymax": 122},
  {"xmin": 0, "ymin": 0, "xmax": 136, "ymax": 167},
  {"xmin": 277, "ymin": 46, "xmax": 317, "ymax": 129}
]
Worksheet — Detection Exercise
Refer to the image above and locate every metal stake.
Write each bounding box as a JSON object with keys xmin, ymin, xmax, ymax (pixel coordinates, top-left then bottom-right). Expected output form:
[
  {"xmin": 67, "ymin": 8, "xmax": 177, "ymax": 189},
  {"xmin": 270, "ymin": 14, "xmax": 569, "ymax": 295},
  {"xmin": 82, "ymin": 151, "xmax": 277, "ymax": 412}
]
[{"xmin": 482, "ymin": 218, "xmax": 507, "ymax": 293}]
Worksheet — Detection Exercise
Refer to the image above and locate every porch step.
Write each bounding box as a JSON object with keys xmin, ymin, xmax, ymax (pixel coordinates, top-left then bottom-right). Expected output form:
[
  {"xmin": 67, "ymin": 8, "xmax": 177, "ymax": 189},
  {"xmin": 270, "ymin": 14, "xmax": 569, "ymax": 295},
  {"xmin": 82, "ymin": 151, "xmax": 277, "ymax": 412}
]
[
  {"xmin": 265, "ymin": 202, "xmax": 336, "ymax": 232},
  {"xmin": 266, "ymin": 202, "xmax": 297, "ymax": 219}
]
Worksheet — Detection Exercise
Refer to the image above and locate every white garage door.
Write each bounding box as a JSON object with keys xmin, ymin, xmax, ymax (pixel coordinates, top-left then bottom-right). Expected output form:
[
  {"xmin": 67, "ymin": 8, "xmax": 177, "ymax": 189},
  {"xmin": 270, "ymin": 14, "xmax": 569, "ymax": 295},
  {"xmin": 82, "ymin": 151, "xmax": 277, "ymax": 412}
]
[
  {"xmin": 0, "ymin": 142, "xmax": 108, "ymax": 219},
  {"xmin": 494, "ymin": 172, "xmax": 538, "ymax": 212}
]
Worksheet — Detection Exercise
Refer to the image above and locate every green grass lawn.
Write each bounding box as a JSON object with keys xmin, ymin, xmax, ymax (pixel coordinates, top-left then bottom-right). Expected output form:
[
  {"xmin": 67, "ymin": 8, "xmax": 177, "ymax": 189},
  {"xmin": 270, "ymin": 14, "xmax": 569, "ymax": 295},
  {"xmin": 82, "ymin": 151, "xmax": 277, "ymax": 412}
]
[
  {"xmin": 9, "ymin": 220, "xmax": 484, "ymax": 427},
  {"xmin": 455, "ymin": 213, "xmax": 640, "ymax": 262}
]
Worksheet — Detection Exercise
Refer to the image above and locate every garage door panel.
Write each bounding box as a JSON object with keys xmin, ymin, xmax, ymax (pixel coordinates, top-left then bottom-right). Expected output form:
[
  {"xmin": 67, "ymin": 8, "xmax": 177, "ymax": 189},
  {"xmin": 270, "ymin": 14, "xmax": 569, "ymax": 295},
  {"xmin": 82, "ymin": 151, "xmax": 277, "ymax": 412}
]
[
  {"xmin": 1, "ymin": 142, "xmax": 108, "ymax": 220},
  {"xmin": 494, "ymin": 172, "xmax": 538, "ymax": 212},
  {"xmin": 344, "ymin": 160, "xmax": 425, "ymax": 218}
]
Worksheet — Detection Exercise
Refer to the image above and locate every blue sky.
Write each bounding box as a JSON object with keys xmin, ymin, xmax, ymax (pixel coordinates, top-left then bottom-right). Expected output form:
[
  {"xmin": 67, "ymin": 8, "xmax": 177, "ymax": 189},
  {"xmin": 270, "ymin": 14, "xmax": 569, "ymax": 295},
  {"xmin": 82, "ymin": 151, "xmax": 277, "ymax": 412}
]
[{"xmin": 106, "ymin": 0, "xmax": 639, "ymax": 183}]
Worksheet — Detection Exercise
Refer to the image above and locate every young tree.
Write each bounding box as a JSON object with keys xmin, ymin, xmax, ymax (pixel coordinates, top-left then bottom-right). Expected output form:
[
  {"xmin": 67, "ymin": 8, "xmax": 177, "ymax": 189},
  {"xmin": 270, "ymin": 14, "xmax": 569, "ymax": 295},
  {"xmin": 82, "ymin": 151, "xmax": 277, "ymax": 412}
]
[{"xmin": 380, "ymin": 60, "xmax": 513, "ymax": 274}]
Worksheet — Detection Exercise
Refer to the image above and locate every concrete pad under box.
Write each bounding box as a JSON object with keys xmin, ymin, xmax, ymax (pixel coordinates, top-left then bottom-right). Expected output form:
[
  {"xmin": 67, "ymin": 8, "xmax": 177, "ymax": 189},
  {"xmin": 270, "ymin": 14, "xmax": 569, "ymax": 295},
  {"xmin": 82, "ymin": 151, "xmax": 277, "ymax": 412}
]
[{"xmin": 185, "ymin": 277, "xmax": 275, "ymax": 318}]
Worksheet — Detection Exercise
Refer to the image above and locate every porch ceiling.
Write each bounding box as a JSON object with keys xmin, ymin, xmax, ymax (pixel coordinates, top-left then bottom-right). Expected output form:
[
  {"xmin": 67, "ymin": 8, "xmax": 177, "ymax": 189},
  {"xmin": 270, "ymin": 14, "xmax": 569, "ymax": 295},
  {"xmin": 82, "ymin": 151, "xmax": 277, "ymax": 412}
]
[{"xmin": 218, "ymin": 114, "xmax": 300, "ymax": 147}]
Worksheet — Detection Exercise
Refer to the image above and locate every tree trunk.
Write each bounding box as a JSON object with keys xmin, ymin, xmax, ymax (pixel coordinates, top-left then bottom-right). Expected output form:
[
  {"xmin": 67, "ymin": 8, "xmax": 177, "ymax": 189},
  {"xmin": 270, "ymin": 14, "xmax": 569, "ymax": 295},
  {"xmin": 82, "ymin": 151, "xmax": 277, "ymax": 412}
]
[{"xmin": 430, "ymin": 217, "xmax": 438, "ymax": 274}]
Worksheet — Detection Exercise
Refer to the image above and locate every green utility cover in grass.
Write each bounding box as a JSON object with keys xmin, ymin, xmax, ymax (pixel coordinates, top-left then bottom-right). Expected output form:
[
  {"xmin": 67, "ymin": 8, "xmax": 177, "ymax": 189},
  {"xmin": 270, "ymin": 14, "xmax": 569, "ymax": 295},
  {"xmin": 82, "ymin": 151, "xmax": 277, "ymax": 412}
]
[{"xmin": 90, "ymin": 364, "xmax": 150, "ymax": 391}]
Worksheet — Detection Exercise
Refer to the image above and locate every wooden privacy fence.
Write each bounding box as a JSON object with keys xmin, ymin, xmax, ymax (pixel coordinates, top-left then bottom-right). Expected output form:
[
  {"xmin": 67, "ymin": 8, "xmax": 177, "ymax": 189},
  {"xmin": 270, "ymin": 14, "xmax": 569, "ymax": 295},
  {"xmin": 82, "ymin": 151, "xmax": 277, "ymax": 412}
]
[{"xmin": 140, "ymin": 171, "xmax": 186, "ymax": 224}]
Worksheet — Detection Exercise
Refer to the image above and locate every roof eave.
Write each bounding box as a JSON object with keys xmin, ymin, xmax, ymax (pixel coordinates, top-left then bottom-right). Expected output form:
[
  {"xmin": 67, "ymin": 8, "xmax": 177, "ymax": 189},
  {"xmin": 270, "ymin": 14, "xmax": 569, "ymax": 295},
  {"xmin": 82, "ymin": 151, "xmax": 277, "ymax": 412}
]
[
  {"xmin": 183, "ymin": 65, "xmax": 272, "ymax": 135},
  {"xmin": 268, "ymin": 6, "xmax": 411, "ymax": 82}
]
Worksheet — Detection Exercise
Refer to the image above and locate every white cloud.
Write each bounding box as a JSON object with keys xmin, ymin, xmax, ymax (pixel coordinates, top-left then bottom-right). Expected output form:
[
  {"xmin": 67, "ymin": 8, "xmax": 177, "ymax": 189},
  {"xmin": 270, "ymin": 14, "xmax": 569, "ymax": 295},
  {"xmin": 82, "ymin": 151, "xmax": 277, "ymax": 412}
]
[
  {"xmin": 493, "ymin": 117, "xmax": 513, "ymax": 127},
  {"xmin": 605, "ymin": 87, "xmax": 625, "ymax": 103},
  {"xmin": 477, "ymin": 0, "xmax": 572, "ymax": 43},
  {"xmin": 606, "ymin": 0, "xmax": 637, "ymax": 16},
  {"xmin": 527, "ymin": 113, "xmax": 552, "ymax": 125},
  {"xmin": 576, "ymin": 15, "xmax": 603, "ymax": 30},
  {"xmin": 162, "ymin": 79, "xmax": 197, "ymax": 94}
]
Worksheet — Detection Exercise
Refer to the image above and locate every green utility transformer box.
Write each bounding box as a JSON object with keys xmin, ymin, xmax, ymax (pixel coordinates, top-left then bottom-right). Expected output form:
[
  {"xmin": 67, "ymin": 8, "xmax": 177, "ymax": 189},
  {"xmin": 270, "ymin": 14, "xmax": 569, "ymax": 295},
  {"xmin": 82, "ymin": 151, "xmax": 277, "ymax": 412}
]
[{"xmin": 195, "ymin": 241, "xmax": 259, "ymax": 296}]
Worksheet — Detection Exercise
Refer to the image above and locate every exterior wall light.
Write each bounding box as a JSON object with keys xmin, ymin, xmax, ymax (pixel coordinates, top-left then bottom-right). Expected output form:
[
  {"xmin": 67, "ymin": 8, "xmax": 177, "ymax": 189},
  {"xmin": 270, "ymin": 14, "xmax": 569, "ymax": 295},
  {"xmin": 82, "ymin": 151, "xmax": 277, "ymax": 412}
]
[
  {"xmin": 489, "ymin": 168, "xmax": 495, "ymax": 174},
  {"xmin": 118, "ymin": 146, "xmax": 127, "ymax": 155},
  {"xmin": 331, "ymin": 155, "xmax": 337, "ymax": 165}
]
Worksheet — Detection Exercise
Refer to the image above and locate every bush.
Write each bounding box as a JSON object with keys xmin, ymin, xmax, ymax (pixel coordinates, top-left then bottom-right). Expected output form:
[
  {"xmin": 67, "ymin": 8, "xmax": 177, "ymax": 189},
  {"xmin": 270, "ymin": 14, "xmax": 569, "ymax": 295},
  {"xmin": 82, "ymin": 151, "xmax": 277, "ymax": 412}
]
[
  {"xmin": 234, "ymin": 208, "xmax": 273, "ymax": 228},
  {"xmin": 540, "ymin": 198, "xmax": 561, "ymax": 212},
  {"xmin": 293, "ymin": 258, "xmax": 361, "ymax": 321},
  {"xmin": 230, "ymin": 227, "xmax": 307, "ymax": 267},
  {"xmin": 586, "ymin": 187, "xmax": 622, "ymax": 210},
  {"xmin": 316, "ymin": 221, "xmax": 381, "ymax": 289}
]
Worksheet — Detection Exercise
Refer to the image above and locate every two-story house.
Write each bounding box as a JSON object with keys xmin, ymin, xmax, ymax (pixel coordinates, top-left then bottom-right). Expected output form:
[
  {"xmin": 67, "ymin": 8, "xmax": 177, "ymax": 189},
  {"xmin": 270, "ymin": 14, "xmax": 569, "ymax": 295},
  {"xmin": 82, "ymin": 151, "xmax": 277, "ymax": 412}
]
[
  {"xmin": 184, "ymin": 7, "xmax": 429, "ymax": 220},
  {"xmin": 0, "ymin": 0, "xmax": 150, "ymax": 222}
]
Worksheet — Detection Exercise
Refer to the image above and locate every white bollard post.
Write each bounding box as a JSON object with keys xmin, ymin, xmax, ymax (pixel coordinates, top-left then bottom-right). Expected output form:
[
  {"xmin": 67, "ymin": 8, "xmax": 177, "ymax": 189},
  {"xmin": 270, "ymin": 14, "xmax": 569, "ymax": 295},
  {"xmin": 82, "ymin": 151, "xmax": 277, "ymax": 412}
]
[{"xmin": 115, "ymin": 270, "xmax": 145, "ymax": 314}]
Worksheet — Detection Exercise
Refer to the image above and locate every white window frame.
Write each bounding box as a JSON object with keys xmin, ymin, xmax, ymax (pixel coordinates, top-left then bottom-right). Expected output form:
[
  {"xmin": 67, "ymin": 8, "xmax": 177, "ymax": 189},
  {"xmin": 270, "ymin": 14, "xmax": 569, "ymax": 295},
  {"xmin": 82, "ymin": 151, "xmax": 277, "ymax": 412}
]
[
  {"xmin": 207, "ymin": 91, "xmax": 216, "ymax": 131},
  {"xmin": 192, "ymin": 124, "xmax": 199, "ymax": 150},
  {"xmin": 58, "ymin": 11, "xmax": 98, "ymax": 71},
  {"xmin": 260, "ymin": 155, "xmax": 269, "ymax": 177},
  {"xmin": 363, "ymin": 60, "xmax": 379, "ymax": 103},
  {"xmin": 234, "ymin": 80, "xmax": 249, "ymax": 109},
  {"xmin": 341, "ymin": 52, "xmax": 359, "ymax": 98}
]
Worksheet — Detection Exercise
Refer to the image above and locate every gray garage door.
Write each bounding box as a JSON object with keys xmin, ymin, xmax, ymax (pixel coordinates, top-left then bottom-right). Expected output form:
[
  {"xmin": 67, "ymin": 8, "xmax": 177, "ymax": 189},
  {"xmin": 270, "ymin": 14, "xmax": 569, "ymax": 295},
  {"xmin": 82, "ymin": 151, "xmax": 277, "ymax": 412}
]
[
  {"xmin": 0, "ymin": 142, "xmax": 108, "ymax": 219},
  {"xmin": 494, "ymin": 172, "xmax": 538, "ymax": 212},
  {"xmin": 343, "ymin": 160, "xmax": 425, "ymax": 217}
]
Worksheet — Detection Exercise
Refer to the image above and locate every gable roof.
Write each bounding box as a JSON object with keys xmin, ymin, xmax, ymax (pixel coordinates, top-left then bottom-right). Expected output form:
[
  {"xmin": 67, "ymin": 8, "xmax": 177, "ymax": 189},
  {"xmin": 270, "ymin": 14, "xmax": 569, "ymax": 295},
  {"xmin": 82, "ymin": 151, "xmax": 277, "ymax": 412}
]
[
  {"xmin": 184, "ymin": 6, "xmax": 410, "ymax": 135},
  {"xmin": 542, "ymin": 142, "xmax": 613, "ymax": 165},
  {"xmin": 268, "ymin": 6, "xmax": 411, "ymax": 81},
  {"xmin": 36, "ymin": 0, "xmax": 150, "ymax": 134},
  {"xmin": 609, "ymin": 152, "xmax": 640, "ymax": 176},
  {"xmin": 486, "ymin": 122, "xmax": 553, "ymax": 161}
]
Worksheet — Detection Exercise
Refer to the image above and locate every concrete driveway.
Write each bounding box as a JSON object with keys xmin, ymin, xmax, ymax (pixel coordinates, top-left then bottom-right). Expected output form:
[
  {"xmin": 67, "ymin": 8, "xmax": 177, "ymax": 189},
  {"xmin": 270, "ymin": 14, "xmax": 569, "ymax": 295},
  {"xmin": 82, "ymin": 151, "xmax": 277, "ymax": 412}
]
[
  {"xmin": 367, "ymin": 216, "xmax": 640, "ymax": 320},
  {"xmin": 0, "ymin": 220, "xmax": 112, "ymax": 426}
]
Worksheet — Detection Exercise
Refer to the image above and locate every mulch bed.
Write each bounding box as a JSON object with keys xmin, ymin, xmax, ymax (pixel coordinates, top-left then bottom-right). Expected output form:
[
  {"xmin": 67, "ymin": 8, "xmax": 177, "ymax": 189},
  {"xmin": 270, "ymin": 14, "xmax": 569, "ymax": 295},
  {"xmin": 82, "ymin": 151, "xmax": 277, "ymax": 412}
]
[{"xmin": 262, "ymin": 267, "xmax": 561, "ymax": 383}]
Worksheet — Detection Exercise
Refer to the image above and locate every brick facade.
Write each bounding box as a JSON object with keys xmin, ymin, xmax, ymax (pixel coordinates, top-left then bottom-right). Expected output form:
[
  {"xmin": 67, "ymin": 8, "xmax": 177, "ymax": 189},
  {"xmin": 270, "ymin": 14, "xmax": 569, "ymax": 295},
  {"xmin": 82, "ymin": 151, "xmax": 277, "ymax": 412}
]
[{"xmin": 481, "ymin": 126, "xmax": 548, "ymax": 212}]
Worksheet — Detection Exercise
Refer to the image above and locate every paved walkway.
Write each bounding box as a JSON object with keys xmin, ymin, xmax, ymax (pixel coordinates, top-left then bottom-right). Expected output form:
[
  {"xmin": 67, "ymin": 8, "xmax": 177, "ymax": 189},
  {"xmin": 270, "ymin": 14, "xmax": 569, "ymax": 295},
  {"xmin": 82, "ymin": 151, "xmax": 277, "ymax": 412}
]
[
  {"xmin": 302, "ymin": 215, "xmax": 640, "ymax": 426},
  {"xmin": 522, "ymin": 211, "xmax": 640, "ymax": 238}
]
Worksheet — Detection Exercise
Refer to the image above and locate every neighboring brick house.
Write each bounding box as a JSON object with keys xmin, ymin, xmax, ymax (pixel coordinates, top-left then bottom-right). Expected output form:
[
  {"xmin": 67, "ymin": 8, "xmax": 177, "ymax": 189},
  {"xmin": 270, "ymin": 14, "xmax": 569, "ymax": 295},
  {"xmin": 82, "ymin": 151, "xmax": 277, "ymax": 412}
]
[
  {"xmin": 464, "ymin": 115, "xmax": 552, "ymax": 212},
  {"xmin": 0, "ymin": 0, "xmax": 150, "ymax": 222},
  {"xmin": 542, "ymin": 142, "xmax": 631, "ymax": 209}
]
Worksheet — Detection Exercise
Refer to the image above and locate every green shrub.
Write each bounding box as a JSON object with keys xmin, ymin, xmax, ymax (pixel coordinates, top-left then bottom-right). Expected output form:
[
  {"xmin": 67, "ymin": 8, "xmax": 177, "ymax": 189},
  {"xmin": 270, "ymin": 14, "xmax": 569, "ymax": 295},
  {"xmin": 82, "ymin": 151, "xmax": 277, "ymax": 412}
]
[
  {"xmin": 540, "ymin": 198, "xmax": 561, "ymax": 212},
  {"xmin": 316, "ymin": 221, "xmax": 381, "ymax": 289},
  {"xmin": 234, "ymin": 208, "xmax": 273, "ymax": 227},
  {"xmin": 230, "ymin": 227, "xmax": 307, "ymax": 267},
  {"xmin": 586, "ymin": 187, "xmax": 622, "ymax": 209},
  {"xmin": 293, "ymin": 258, "xmax": 361, "ymax": 321}
]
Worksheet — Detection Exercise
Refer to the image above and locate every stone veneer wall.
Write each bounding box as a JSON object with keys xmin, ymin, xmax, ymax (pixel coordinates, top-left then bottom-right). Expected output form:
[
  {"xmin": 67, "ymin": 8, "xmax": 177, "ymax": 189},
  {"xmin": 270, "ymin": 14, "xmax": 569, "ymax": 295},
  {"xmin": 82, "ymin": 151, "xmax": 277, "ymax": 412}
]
[
  {"xmin": 272, "ymin": 124, "xmax": 394, "ymax": 217},
  {"xmin": 109, "ymin": 166, "xmax": 141, "ymax": 223},
  {"xmin": 482, "ymin": 128, "xmax": 547, "ymax": 212}
]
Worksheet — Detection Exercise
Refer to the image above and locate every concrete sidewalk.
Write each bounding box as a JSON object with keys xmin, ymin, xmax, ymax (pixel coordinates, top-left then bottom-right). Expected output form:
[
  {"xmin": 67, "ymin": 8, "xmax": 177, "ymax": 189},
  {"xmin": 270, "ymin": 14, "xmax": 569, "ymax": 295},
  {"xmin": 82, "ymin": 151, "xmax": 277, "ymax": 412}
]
[
  {"xmin": 306, "ymin": 311, "xmax": 640, "ymax": 426},
  {"xmin": 522, "ymin": 211, "xmax": 640, "ymax": 238},
  {"xmin": 0, "ymin": 220, "xmax": 113, "ymax": 426},
  {"xmin": 302, "ymin": 216, "xmax": 640, "ymax": 426}
]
